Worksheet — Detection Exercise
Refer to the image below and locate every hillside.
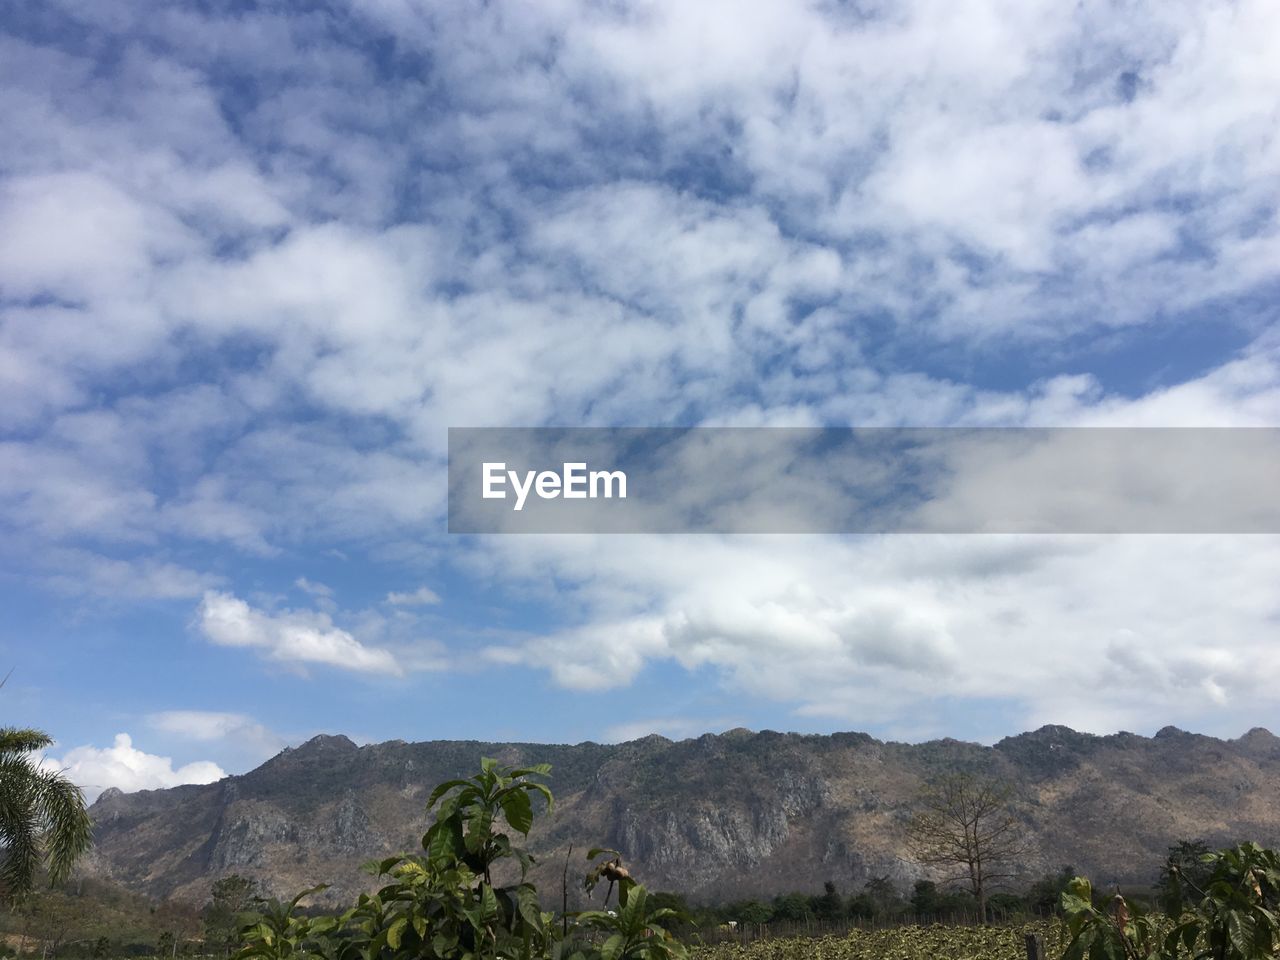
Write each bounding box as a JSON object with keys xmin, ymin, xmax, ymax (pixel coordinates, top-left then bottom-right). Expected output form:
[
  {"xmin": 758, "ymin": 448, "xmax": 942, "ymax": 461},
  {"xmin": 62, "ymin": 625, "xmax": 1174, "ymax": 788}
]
[{"xmin": 84, "ymin": 725, "xmax": 1280, "ymax": 905}]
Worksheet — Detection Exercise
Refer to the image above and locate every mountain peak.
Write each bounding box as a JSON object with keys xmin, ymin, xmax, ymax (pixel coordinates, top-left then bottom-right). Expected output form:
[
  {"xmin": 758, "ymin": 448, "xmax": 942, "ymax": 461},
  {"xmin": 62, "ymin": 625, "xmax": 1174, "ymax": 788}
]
[
  {"xmin": 295, "ymin": 733, "xmax": 359, "ymax": 753},
  {"xmin": 1234, "ymin": 727, "xmax": 1279, "ymax": 758},
  {"xmin": 1239, "ymin": 726, "xmax": 1276, "ymax": 741}
]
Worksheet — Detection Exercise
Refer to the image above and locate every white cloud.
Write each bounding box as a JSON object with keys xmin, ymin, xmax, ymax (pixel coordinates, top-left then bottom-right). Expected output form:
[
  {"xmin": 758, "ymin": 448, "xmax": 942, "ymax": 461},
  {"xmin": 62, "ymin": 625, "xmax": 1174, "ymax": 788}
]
[
  {"xmin": 35, "ymin": 548, "xmax": 221, "ymax": 600},
  {"xmin": 42, "ymin": 733, "xmax": 225, "ymax": 803},
  {"xmin": 294, "ymin": 577, "xmax": 332, "ymax": 598},
  {"xmin": 385, "ymin": 585, "xmax": 441, "ymax": 606},
  {"xmin": 148, "ymin": 710, "xmax": 284, "ymax": 757},
  {"xmin": 474, "ymin": 529, "xmax": 1280, "ymax": 740},
  {"xmin": 196, "ymin": 591, "xmax": 403, "ymax": 676},
  {"xmin": 3, "ymin": 0, "xmax": 1280, "ymax": 742}
]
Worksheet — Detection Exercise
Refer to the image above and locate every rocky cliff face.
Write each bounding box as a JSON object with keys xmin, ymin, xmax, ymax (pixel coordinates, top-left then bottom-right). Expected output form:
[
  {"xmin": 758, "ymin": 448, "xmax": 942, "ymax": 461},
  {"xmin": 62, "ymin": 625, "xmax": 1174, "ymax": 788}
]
[{"xmin": 85, "ymin": 726, "xmax": 1280, "ymax": 905}]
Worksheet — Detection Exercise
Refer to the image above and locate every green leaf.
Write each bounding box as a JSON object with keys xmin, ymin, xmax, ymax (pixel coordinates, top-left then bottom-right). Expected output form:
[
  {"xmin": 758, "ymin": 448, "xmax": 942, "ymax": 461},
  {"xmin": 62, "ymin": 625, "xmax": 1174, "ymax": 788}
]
[
  {"xmin": 620, "ymin": 884, "xmax": 646, "ymax": 934},
  {"xmin": 432, "ymin": 931, "xmax": 458, "ymax": 954},
  {"xmin": 522, "ymin": 781, "xmax": 554, "ymax": 812},
  {"xmin": 1065, "ymin": 877, "xmax": 1093, "ymax": 903},
  {"xmin": 1226, "ymin": 910, "xmax": 1253, "ymax": 957},
  {"xmin": 499, "ymin": 788, "xmax": 534, "ymax": 835},
  {"xmin": 600, "ymin": 934, "xmax": 626, "ymax": 960},
  {"xmin": 465, "ymin": 807, "xmax": 493, "ymax": 854},
  {"xmin": 516, "ymin": 884, "xmax": 543, "ymax": 931},
  {"xmin": 364, "ymin": 855, "xmax": 404, "ymax": 877},
  {"xmin": 386, "ymin": 916, "xmax": 408, "ymax": 950},
  {"xmin": 509, "ymin": 764, "xmax": 553, "ymax": 778},
  {"xmin": 426, "ymin": 779, "xmax": 475, "ymax": 810},
  {"xmin": 426, "ymin": 814, "xmax": 465, "ymax": 862},
  {"xmin": 479, "ymin": 883, "xmax": 501, "ymax": 922}
]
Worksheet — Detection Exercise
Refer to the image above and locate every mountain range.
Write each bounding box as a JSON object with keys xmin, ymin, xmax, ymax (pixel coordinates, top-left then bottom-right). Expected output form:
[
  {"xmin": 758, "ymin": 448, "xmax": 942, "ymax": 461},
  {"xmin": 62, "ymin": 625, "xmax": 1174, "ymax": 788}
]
[{"xmin": 84, "ymin": 725, "xmax": 1280, "ymax": 906}]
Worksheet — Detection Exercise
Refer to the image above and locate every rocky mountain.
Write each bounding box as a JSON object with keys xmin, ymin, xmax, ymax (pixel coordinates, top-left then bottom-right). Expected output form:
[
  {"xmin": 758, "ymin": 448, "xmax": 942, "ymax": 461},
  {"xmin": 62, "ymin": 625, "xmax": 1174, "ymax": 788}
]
[{"xmin": 85, "ymin": 725, "xmax": 1280, "ymax": 906}]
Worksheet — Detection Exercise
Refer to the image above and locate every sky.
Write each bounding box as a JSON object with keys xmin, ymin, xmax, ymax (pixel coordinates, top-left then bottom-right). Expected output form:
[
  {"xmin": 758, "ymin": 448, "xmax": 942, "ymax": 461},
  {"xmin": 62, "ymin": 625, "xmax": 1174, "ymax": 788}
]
[{"xmin": 2, "ymin": 0, "xmax": 1279, "ymax": 802}]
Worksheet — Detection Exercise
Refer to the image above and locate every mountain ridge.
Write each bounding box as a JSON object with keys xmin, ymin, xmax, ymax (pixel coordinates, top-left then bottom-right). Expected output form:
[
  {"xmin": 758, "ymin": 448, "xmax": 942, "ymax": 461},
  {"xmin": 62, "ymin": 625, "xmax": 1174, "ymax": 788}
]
[{"xmin": 84, "ymin": 724, "xmax": 1280, "ymax": 906}]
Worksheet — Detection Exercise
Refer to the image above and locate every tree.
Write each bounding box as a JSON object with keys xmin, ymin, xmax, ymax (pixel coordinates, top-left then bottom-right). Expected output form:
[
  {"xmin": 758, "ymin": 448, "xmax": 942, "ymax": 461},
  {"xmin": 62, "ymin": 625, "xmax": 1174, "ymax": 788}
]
[
  {"xmin": 770, "ymin": 892, "xmax": 812, "ymax": 922},
  {"xmin": 847, "ymin": 877, "xmax": 901, "ymax": 921},
  {"xmin": 812, "ymin": 880, "xmax": 844, "ymax": 921},
  {"xmin": 1157, "ymin": 838, "xmax": 1213, "ymax": 914},
  {"xmin": 904, "ymin": 771, "xmax": 1024, "ymax": 920},
  {"xmin": 13, "ymin": 888, "xmax": 84, "ymax": 959},
  {"xmin": 0, "ymin": 727, "xmax": 93, "ymax": 904},
  {"xmin": 203, "ymin": 875, "xmax": 260, "ymax": 955},
  {"xmin": 155, "ymin": 897, "xmax": 201, "ymax": 956},
  {"xmin": 732, "ymin": 899, "xmax": 773, "ymax": 924},
  {"xmin": 1025, "ymin": 864, "xmax": 1076, "ymax": 915},
  {"xmin": 909, "ymin": 879, "xmax": 941, "ymax": 915}
]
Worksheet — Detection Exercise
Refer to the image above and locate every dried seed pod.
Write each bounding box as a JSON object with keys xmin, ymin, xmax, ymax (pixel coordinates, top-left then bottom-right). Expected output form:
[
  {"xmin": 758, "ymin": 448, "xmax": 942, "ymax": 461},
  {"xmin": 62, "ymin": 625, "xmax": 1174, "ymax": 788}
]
[{"xmin": 601, "ymin": 859, "xmax": 631, "ymax": 882}]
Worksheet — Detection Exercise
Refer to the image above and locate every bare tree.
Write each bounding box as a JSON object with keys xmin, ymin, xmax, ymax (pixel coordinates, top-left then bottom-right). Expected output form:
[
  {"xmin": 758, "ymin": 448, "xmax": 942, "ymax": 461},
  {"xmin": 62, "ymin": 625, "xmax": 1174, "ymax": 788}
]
[{"xmin": 905, "ymin": 772, "xmax": 1025, "ymax": 919}]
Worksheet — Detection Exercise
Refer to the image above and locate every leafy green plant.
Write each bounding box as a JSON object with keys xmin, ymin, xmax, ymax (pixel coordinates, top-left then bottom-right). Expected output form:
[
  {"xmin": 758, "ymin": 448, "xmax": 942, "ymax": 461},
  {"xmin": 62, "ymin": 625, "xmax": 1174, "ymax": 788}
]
[
  {"xmin": 1059, "ymin": 843, "xmax": 1280, "ymax": 960},
  {"xmin": 233, "ymin": 885, "xmax": 334, "ymax": 960},
  {"xmin": 1161, "ymin": 842, "xmax": 1280, "ymax": 960},
  {"xmin": 576, "ymin": 850, "xmax": 686, "ymax": 960},
  {"xmin": 1059, "ymin": 877, "xmax": 1163, "ymax": 960},
  {"xmin": 231, "ymin": 760, "xmax": 687, "ymax": 960},
  {"xmin": 575, "ymin": 883, "xmax": 685, "ymax": 960}
]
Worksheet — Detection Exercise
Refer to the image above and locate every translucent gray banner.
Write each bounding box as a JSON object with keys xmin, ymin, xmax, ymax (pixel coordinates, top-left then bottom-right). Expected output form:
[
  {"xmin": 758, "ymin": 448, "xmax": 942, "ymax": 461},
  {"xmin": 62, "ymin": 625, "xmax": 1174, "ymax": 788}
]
[{"xmin": 447, "ymin": 428, "xmax": 1280, "ymax": 534}]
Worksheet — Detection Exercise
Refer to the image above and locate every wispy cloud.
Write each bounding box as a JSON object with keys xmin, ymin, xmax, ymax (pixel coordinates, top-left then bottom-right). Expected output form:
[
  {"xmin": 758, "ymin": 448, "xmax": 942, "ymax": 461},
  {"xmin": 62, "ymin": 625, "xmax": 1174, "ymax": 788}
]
[
  {"xmin": 148, "ymin": 710, "xmax": 285, "ymax": 756},
  {"xmin": 385, "ymin": 586, "xmax": 441, "ymax": 606},
  {"xmin": 196, "ymin": 591, "xmax": 403, "ymax": 676}
]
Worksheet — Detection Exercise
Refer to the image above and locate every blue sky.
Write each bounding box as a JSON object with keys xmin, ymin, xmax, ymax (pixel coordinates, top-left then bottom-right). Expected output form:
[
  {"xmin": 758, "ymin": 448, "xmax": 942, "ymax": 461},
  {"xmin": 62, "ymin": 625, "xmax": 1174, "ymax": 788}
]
[{"xmin": 2, "ymin": 0, "xmax": 1279, "ymax": 800}]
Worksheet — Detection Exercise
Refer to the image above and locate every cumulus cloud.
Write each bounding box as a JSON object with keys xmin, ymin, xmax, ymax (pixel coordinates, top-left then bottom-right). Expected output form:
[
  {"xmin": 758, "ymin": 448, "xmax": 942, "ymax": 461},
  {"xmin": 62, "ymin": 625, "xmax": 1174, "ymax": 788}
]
[
  {"xmin": 474, "ymin": 529, "xmax": 1280, "ymax": 740},
  {"xmin": 196, "ymin": 591, "xmax": 403, "ymax": 676},
  {"xmin": 2, "ymin": 0, "xmax": 1279, "ymax": 744},
  {"xmin": 42, "ymin": 734, "xmax": 225, "ymax": 803}
]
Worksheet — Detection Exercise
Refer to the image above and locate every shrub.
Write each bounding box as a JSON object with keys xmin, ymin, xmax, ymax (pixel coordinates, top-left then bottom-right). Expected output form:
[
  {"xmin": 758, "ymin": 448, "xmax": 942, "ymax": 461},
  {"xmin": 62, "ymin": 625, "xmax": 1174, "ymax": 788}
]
[
  {"xmin": 231, "ymin": 759, "xmax": 686, "ymax": 960},
  {"xmin": 1059, "ymin": 842, "xmax": 1280, "ymax": 960}
]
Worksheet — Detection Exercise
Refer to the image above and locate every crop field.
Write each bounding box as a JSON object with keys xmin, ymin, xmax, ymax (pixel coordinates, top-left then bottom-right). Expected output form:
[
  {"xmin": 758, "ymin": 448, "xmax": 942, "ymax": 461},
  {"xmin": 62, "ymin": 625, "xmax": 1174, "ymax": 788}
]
[{"xmin": 692, "ymin": 920, "xmax": 1067, "ymax": 960}]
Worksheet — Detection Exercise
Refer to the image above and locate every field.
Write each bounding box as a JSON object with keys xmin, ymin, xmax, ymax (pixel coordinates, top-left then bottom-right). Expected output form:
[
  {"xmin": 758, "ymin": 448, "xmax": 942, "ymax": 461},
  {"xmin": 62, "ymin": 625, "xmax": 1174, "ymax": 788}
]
[{"xmin": 692, "ymin": 920, "xmax": 1067, "ymax": 960}]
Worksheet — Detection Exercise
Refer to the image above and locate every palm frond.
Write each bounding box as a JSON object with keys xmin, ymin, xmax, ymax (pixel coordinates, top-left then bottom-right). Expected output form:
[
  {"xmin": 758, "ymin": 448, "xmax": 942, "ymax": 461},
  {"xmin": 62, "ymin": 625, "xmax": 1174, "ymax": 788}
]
[
  {"xmin": 0, "ymin": 737, "xmax": 94, "ymax": 902},
  {"xmin": 0, "ymin": 728, "xmax": 54, "ymax": 757},
  {"xmin": 32, "ymin": 766, "xmax": 93, "ymax": 883},
  {"xmin": 0, "ymin": 756, "xmax": 43, "ymax": 900}
]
